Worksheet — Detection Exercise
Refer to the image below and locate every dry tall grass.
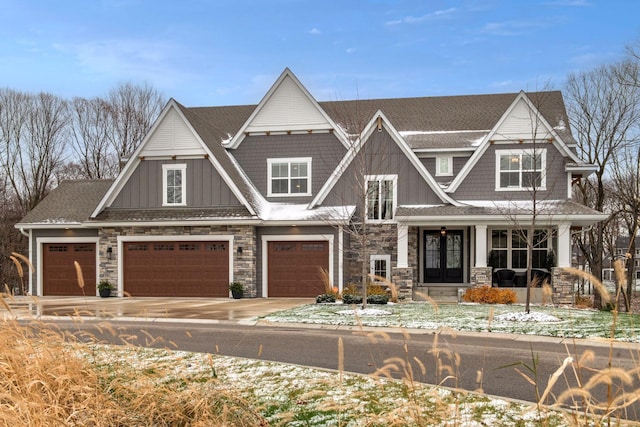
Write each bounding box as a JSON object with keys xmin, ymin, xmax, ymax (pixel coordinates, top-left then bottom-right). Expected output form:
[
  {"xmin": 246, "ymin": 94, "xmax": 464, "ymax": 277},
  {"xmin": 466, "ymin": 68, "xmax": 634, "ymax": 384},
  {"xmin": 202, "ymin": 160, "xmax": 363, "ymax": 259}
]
[{"xmin": 0, "ymin": 310, "xmax": 267, "ymax": 426}]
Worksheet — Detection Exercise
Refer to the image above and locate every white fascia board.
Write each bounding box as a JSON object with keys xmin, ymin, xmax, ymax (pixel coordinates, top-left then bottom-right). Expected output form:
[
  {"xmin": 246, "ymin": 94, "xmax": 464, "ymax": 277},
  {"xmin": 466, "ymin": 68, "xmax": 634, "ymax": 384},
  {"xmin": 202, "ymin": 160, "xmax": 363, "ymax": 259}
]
[
  {"xmin": 91, "ymin": 99, "xmax": 177, "ymax": 218},
  {"xmin": 15, "ymin": 222, "xmax": 84, "ymax": 230},
  {"xmin": 309, "ymin": 110, "xmax": 460, "ymax": 208},
  {"xmin": 414, "ymin": 147, "xmax": 476, "ymax": 155},
  {"xmin": 396, "ymin": 212, "xmax": 609, "ymax": 227},
  {"xmin": 378, "ymin": 111, "xmax": 460, "ymax": 206},
  {"xmin": 516, "ymin": 92, "xmax": 583, "ymax": 163},
  {"xmin": 225, "ymin": 68, "xmax": 351, "ymax": 150},
  {"xmin": 91, "ymin": 99, "xmax": 257, "ymax": 218},
  {"xmin": 447, "ymin": 91, "xmax": 575, "ymax": 193}
]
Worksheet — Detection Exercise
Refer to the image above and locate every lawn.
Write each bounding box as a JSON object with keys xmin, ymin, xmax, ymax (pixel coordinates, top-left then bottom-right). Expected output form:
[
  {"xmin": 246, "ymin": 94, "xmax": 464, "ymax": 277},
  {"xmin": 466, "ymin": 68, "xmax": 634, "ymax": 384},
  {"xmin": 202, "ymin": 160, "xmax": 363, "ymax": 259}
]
[
  {"xmin": 259, "ymin": 301, "xmax": 640, "ymax": 343},
  {"xmin": 5, "ymin": 300, "xmax": 640, "ymax": 426}
]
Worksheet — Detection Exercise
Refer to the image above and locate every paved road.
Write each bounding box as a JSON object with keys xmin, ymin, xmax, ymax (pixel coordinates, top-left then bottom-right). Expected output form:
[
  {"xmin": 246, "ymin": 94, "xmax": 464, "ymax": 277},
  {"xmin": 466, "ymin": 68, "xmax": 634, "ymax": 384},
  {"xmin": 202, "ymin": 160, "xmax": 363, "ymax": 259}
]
[{"xmin": 46, "ymin": 318, "xmax": 640, "ymax": 421}]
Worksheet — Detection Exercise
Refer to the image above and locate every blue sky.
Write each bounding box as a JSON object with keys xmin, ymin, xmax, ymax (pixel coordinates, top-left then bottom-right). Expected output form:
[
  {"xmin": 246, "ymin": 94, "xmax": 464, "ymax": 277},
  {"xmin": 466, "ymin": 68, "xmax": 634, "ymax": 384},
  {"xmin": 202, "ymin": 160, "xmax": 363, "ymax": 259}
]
[{"xmin": 1, "ymin": 0, "xmax": 639, "ymax": 106}]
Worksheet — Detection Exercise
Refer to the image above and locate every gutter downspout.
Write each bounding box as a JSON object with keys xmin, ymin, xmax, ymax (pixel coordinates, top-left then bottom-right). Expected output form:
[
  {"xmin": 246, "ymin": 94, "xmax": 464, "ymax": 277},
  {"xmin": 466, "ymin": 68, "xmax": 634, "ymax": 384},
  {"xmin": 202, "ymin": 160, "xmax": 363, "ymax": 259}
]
[{"xmin": 18, "ymin": 227, "xmax": 32, "ymax": 295}]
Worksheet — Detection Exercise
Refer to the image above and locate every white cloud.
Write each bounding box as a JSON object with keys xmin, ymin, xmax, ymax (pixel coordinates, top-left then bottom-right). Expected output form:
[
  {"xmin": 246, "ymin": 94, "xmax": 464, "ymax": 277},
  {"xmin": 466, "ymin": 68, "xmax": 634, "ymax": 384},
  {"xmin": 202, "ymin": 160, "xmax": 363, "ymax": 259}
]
[
  {"xmin": 480, "ymin": 20, "xmax": 546, "ymax": 36},
  {"xmin": 308, "ymin": 28, "xmax": 321, "ymax": 35},
  {"xmin": 345, "ymin": 47, "xmax": 356, "ymax": 54},
  {"xmin": 385, "ymin": 8, "xmax": 456, "ymax": 26},
  {"xmin": 53, "ymin": 38, "xmax": 195, "ymax": 90}
]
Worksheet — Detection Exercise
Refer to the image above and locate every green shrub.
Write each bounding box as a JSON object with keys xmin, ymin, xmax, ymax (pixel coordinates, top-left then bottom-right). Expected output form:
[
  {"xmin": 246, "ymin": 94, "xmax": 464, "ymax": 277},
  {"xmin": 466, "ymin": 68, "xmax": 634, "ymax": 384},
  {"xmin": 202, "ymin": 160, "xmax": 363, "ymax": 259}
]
[
  {"xmin": 462, "ymin": 286, "xmax": 516, "ymax": 304},
  {"xmin": 342, "ymin": 294, "xmax": 363, "ymax": 305},
  {"xmin": 367, "ymin": 294, "xmax": 389, "ymax": 305},
  {"xmin": 315, "ymin": 294, "xmax": 336, "ymax": 304}
]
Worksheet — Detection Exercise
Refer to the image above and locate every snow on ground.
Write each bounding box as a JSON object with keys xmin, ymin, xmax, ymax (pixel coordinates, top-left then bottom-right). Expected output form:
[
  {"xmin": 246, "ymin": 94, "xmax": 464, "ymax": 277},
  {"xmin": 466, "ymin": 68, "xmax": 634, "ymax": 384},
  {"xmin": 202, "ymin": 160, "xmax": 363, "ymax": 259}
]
[
  {"xmin": 336, "ymin": 307, "xmax": 392, "ymax": 316},
  {"xmin": 494, "ymin": 311, "xmax": 561, "ymax": 323}
]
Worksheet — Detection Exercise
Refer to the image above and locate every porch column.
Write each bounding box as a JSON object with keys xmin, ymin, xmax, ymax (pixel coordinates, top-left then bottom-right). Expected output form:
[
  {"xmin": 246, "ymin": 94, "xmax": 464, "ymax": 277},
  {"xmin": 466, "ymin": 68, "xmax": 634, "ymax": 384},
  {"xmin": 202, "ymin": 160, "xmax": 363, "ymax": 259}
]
[
  {"xmin": 475, "ymin": 224, "xmax": 487, "ymax": 267},
  {"xmin": 397, "ymin": 224, "xmax": 408, "ymax": 268},
  {"xmin": 557, "ymin": 223, "xmax": 571, "ymax": 267}
]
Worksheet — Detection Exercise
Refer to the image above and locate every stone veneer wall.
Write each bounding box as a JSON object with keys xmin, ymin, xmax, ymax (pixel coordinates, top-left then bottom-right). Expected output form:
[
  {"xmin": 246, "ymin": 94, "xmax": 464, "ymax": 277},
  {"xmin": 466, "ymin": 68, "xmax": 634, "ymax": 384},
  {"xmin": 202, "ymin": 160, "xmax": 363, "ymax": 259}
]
[
  {"xmin": 98, "ymin": 225, "xmax": 257, "ymax": 297},
  {"xmin": 470, "ymin": 267, "xmax": 493, "ymax": 287},
  {"xmin": 551, "ymin": 267, "xmax": 574, "ymax": 305},
  {"xmin": 344, "ymin": 223, "xmax": 417, "ymax": 300}
]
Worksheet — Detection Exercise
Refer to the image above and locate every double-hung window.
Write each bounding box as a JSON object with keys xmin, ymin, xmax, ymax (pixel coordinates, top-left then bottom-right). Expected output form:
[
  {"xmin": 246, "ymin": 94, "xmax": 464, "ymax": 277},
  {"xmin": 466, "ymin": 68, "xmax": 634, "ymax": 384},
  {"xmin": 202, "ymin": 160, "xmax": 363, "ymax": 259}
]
[
  {"xmin": 496, "ymin": 149, "xmax": 546, "ymax": 191},
  {"xmin": 267, "ymin": 158, "xmax": 311, "ymax": 196},
  {"xmin": 366, "ymin": 175, "xmax": 397, "ymax": 221},
  {"xmin": 162, "ymin": 164, "xmax": 186, "ymax": 206}
]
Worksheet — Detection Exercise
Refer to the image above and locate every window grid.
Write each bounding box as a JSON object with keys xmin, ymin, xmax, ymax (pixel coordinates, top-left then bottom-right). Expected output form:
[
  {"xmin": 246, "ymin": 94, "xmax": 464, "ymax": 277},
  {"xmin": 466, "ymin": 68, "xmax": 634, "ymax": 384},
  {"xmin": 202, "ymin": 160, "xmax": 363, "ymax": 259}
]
[
  {"xmin": 162, "ymin": 164, "xmax": 186, "ymax": 206},
  {"xmin": 268, "ymin": 158, "xmax": 311, "ymax": 196},
  {"xmin": 496, "ymin": 149, "xmax": 545, "ymax": 191},
  {"xmin": 366, "ymin": 176, "xmax": 396, "ymax": 221},
  {"xmin": 490, "ymin": 228, "xmax": 552, "ymax": 270}
]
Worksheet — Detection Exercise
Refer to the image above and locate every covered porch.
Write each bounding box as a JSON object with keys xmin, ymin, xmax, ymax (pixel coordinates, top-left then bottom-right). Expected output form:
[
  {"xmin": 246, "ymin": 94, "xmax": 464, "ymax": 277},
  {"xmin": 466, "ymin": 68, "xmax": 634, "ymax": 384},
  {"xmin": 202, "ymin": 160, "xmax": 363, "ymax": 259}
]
[{"xmin": 395, "ymin": 201, "xmax": 607, "ymax": 303}]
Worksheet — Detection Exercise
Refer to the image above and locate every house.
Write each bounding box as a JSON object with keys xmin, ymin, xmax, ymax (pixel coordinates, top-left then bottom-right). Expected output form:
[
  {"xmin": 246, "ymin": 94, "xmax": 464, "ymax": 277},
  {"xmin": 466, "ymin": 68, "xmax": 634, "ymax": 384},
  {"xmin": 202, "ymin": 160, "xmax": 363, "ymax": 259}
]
[
  {"xmin": 16, "ymin": 68, "xmax": 607, "ymax": 301},
  {"xmin": 602, "ymin": 235, "xmax": 640, "ymax": 284}
]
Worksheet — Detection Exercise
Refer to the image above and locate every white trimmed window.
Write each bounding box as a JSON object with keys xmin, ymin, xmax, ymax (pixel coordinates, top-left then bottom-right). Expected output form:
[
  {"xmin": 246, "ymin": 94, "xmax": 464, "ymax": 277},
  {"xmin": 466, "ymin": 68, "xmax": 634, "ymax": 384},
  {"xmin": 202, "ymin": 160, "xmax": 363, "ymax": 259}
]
[
  {"xmin": 365, "ymin": 175, "xmax": 397, "ymax": 221},
  {"xmin": 370, "ymin": 255, "xmax": 391, "ymax": 282},
  {"xmin": 162, "ymin": 164, "xmax": 186, "ymax": 206},
  {"xmin": 435, "ymin": 156, "xmax": 453, "ymax": 176},
  {"xmin": 267, "ymin": 158, "xmax": 311, "ymax": 196},
  {"xmin": 496, "ymin": 149, "xmax": 546, "ymax": 191},
  {"xmin": 489, "ymin": 228, "xmax": 553, "ymax": 269}
]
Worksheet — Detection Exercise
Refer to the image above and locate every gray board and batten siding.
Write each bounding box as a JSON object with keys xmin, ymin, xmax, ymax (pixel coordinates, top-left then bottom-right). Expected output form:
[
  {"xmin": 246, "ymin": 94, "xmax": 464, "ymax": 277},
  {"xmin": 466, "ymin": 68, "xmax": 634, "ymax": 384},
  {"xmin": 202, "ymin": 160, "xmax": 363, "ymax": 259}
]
[
  {"xmin": 322, "ymin": 129, "xmax": 443, "ymax": 207},
  {"xmin": 110, "ymin": 158, "xmax": 243, "ymax": 209},
  {"xmin": 230, "ymin": 133, "xmax": 347, "ymax": 204}
]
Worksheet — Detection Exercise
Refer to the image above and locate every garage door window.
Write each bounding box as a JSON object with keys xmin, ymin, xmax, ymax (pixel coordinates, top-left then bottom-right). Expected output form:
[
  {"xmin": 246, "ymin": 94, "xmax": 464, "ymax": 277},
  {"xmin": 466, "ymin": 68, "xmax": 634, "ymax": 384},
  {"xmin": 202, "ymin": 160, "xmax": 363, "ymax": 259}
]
[{"xmin": 206, "ymin": 243, "xmax": 227, "ymax": 251}]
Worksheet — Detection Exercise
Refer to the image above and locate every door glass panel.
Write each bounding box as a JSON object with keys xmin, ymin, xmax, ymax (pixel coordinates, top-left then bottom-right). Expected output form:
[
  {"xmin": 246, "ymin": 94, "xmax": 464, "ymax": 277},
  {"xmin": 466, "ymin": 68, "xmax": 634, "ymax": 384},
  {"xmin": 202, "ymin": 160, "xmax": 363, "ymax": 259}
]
[
  {"xmin": 446, "ymin": 234, "xmax": 462, "ymax": 268},
  {"xmin": 425, "ymin": 234, "xmax": 440, "ymax": 268}
]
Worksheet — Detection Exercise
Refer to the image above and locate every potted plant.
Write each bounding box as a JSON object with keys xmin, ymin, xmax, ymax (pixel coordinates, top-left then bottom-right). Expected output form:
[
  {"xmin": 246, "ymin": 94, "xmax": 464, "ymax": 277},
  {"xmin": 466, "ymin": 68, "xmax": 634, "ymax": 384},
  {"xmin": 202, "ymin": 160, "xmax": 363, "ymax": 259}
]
[
  {"xmin": 229, "ymin": 282, "xmax": 243, "ymax": 299},
  {"xmin": 97, "ymin": 280, "xmax": 114, "ymax": 298}
]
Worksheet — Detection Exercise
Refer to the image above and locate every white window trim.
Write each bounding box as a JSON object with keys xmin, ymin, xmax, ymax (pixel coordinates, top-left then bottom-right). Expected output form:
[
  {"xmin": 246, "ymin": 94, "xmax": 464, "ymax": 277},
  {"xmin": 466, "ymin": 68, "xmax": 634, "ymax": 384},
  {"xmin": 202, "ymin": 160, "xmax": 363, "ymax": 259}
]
[
  {"xmin": 365, "ymin": 174, "xmax": 398, "ymax": 223},
  {"xmin": 370, "ymin": 254, "xmax": 391, "ymax": 282},
  {"xmin": 162, "ymin": 163, "xmax": 187, "ymax": 206},
  {"xmin": 267, "ymin": 157, "xmax": 312, "ymax": 197},
  {"xmin": 435, "ymin": 156, "xmax": 453, "ymax": 177},
  {"xmin": 495, "ymin": 148, "xmax": 546, "ymax": 191},
  {"xmin": 488, "ymin": 227, "xmax": 552, "ymax": 270}
]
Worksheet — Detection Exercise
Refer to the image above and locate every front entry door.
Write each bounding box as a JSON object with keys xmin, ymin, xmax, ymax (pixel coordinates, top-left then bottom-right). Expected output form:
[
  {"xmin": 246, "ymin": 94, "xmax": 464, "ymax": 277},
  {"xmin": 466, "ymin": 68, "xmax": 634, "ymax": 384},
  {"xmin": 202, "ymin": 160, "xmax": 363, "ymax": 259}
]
[{"xmin": 424, "ymin": 230, "xmax": 463, "ymax": 283}]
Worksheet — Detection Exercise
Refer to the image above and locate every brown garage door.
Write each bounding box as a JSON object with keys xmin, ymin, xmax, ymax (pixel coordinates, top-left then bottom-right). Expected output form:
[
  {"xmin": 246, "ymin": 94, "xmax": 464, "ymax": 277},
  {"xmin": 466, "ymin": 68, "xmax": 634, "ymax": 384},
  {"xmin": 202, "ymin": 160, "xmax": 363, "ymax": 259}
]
[
  {"xmin": 43, "ymin": 243, "xmax": 96, "ymax": 296},
  {"xmin": 268, "ymin": 241, "xmax": 329, "ymax": 297},
  {"xmin": 123, "ymin": 241, "xmax": 229, "ymax": 297}
]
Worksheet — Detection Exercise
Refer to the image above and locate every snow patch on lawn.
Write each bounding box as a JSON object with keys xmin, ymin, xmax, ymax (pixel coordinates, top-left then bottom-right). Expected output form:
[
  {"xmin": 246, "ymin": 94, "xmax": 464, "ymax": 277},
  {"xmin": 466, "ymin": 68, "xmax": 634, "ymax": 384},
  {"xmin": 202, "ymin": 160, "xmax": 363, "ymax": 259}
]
[
  {"xmin": 336, "ymin": 308, "xmax": 392, "ymax": 316},
  {"xmin": 494, "ymin": 311, "xmax": 561, "ymax": 323}
]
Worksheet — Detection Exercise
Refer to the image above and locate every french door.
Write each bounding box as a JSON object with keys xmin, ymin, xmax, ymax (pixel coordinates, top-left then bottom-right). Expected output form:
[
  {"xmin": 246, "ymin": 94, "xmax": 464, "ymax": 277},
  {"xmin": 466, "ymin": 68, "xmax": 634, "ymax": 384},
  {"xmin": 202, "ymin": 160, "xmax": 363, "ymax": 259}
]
[{"xmin": 423, "ymin": 230, "xmax": 463, "ymax": 283}]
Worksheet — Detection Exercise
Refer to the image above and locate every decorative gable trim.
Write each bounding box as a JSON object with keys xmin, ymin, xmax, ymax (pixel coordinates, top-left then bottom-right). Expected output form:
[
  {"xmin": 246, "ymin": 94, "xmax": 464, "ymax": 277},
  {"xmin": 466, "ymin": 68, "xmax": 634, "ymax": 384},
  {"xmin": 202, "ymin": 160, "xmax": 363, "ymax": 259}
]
[
  {"xmin": 225, "ymin": 68, "xmax": 350, "ymax": 149},
  {"xmin": 309, "ymin": 110, "xmax": 460, "ymax": 209},
  {"xmin": 447, "ymin": 91, "xmax": 582, "ymax": 193},
  {"xmin": 91, "ymin": 99, "xmax": 256, "ymax": 218}
]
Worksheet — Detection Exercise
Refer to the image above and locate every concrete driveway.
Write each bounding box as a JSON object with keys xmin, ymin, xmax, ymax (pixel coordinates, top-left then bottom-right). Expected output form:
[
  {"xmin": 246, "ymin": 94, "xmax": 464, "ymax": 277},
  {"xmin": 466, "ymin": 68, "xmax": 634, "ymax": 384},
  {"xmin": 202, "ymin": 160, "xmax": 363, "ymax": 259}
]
[{"xmin": 1, "ymin": 296, "xmax": 315, "ymax": 323}]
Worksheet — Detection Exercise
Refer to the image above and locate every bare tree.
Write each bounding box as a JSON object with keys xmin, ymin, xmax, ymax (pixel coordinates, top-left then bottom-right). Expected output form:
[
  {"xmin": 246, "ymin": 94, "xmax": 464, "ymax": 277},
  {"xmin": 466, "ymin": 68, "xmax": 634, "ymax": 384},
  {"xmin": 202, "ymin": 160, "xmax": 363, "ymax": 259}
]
[
  {"xmin": 0, "ymin": 89, "xmax": 68, "ymax": 213},
  {"xmin": 107, "ymin": 82, "xmax": 165, "ymax": 163},
  {"xmin": 566, "ymin": 60, "xmax": 640, "ymax": 309},
  {"xmin": 69, "ymin": 97, "xmax": 119, "ymax": 179},
  {"xmin": 492, "ymin": 90, "xmax": 564, "ymax": 313},
  {"xmin": 610, "ymin": 144, "xmax": 640, "ymax": 311}
]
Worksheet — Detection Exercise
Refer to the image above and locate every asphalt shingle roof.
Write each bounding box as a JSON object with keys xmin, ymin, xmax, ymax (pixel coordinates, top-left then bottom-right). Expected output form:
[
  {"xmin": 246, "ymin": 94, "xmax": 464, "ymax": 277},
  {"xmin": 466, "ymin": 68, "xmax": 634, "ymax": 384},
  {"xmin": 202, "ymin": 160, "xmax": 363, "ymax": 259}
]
[
  {"xmin": 92, "ymin": 207, "xmax": 254, "ymax": 222},
  {"xmin": 17, "ymin": 180, "xmax": 113, "ymax": 225},
  {"xmin": 187, "ymin": 91, "xmax": 575, "ymax": 150},
  {"xmin": 396, "ymin": 200, "xmax": 606, "ymax": 218}
]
